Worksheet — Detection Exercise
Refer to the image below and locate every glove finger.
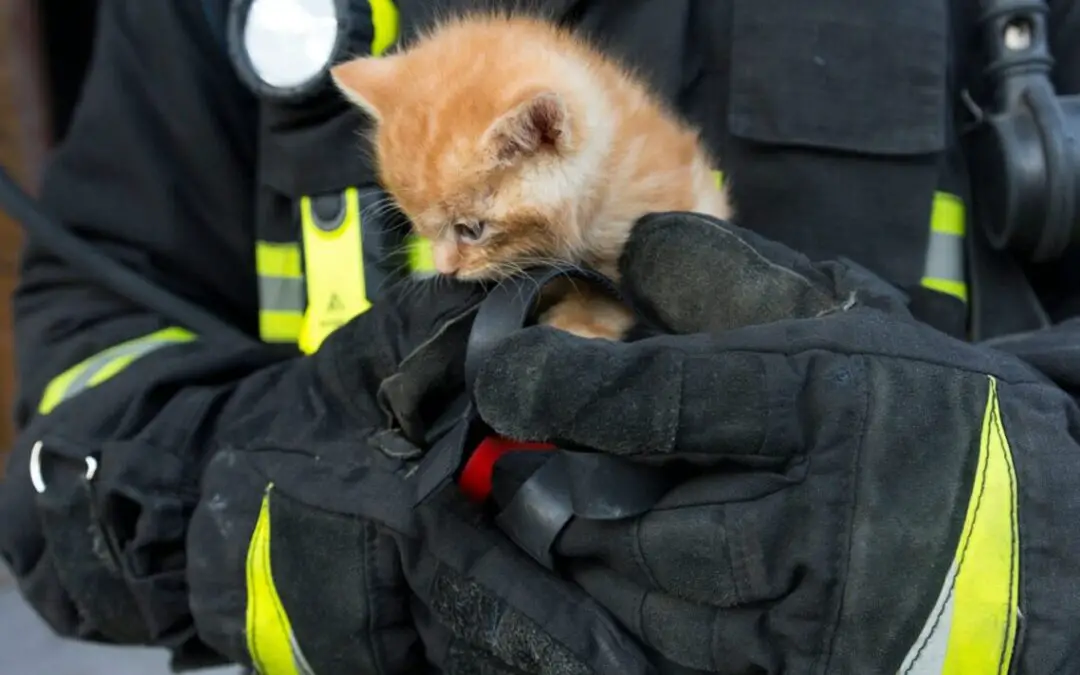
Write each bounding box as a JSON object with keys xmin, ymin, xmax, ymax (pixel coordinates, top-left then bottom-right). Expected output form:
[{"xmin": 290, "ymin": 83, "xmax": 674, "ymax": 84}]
[
  {"xmin": 570, "ymin": 564, "xmax": 774, "ymax": 674},
  {"xmin": 619, "ymin": 212, "xmax": 847, "ymax": 335},
  {"xmin": 376, "ymin": 301, "xmax": 484, "ymax": 444},
  {"xmin": 562, "ymin": 466, "xmax": 836, "ymax": 674},
  {"xmin": 473, "ymin": 324, "xmax": 857, "ymax": 462}
]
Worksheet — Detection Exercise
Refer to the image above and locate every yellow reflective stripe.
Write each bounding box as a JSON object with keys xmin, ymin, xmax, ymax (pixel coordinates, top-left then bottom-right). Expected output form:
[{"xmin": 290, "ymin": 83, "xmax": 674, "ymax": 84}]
[
  {"xmin": 921, "ymin": 277, "xmax": 968, "ymax": 303},
  {"xmin": 256, "ymin": 241, "xmax": 305, "ymax": 344},
  {"xmin": 256, "ymin": 242, "xmax": 303, "ymax": 279},
  {"xmin": 943, "ymin": 376, "xmax": 1020, "ymax": 673},
  {"xmin": 246, "ymin": 486, "xmax": 314, "ymax": 675},
  {"xmin": 899, "ymin": 375, "xmax": 1020, "ymax": 675},
  {"xmin": 259, "ymin": 311, "xmax": 306, "ymax": 344},
  {"xmin": 298, "ymin": 188, "xmax": 371, "ymax": 354},
  {"xmin": 713, "ymin": 170, "xmax": 724, "ymax": 189},
  {"xmin": 369, "ymin": 0, "xmax": 400, "ymax": 56},
  {"xmin": 930, "ymin": 192, "xmax": 966, "ymax": 237},
  {"xmin": 921, "ymin": 192, "xmax": 969, "ymax": 304},
  {"xmin": 407, "ymin": 234, "xmax": 436, "ymax": 274},
  {"xmin": 38, "ymin": 327, "xmax": 196, "ymax": 415}
]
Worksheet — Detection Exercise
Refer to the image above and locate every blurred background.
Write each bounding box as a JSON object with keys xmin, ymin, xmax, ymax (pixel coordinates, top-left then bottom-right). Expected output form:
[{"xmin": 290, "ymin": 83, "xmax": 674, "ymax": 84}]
[
  {"xmin": 0, "ymin": 2, "xmax": 234, "ymax": 672},
  {"xmin": 1, "ymin": 0, "xmax": 98, "ymax": 460}
]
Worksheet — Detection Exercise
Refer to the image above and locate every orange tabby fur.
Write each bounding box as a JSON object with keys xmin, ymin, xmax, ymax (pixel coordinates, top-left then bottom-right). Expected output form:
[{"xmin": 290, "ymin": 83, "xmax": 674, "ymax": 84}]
[{"xmin": 330, "ymin": 13, "xmax": 732, "ymax": 339}]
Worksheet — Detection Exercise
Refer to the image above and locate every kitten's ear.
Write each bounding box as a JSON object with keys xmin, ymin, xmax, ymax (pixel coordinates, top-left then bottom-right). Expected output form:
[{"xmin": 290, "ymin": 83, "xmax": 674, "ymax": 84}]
[
  {"xmin": 329, "ymin": 56, "xmax": 400, "ymax": 122},
  {"xmin": 482, "ymin": 91, "xmax": 570, "ymax": 164}
]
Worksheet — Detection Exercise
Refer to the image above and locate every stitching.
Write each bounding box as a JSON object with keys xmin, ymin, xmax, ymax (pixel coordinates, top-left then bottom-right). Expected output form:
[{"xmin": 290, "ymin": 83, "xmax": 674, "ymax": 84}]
[
  {"xmin": 817, "ymin": 356, "xmax": 869, "ymax": 674},
  {"xmin": 992, "ymin": 399, "xmax": 1018, "ymax": 675},
  {"xmin": 685, "ymin": 339, "xmax": 1041, "ymax": 389},
  {"xmin": 263, "ymin": 509, "xmax": 296, "ymax": 671},
  {"xmin": 902, "ymin": 394, "xmax": 992, "ymax": 674},
  {"xmin": 247, "ymin": 515, "xmax": 260, "ymax": 671}
]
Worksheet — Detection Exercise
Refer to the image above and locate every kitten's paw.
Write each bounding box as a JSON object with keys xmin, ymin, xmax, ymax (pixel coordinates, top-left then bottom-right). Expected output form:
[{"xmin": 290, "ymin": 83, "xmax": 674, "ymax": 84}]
[{"xmin": 539, "ymin": 297, "xmax": 634, "ymax": 341}]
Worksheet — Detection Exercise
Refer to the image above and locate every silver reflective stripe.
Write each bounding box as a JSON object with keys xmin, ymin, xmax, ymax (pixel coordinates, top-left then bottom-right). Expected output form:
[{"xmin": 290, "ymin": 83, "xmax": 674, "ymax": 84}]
[
  {"xmin": 897, "ymin": 558, "xmax": 959, "ymax": 675},
  {"xmin": 921, "ymin": 193, "xmax": 968, "ymax": 303},
  {"xmin": 289, "ymin": 629, "xmax": 317, "ymax": 675},
  {"xmin": 255, "ymin": 241, "xmax": 305, "ymax": 343},
  {"xmin": 56, "ymin": 334, "xmax": 192, "ymax": 410},
  {"xmin": 259, "ymin": 275, "xmax": 306, "ymax": 313},
  {"xmin": 61, "ymin": 340, "xmax": 169, "ymax": 402},
  {"xmin": 923, "ymin": 229, "xmax": 965, "ymax": 288}
]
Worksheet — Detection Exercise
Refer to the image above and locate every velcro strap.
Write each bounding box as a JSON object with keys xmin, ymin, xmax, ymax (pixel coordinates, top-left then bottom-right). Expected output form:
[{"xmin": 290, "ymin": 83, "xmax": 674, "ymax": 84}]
[
  {"xmin": 491, "ymin": 451, "xmax": 677, "ymax": 570},
  {"xmin": 458, "ymin": 436, "xmax": 556, "ymax": 503}
]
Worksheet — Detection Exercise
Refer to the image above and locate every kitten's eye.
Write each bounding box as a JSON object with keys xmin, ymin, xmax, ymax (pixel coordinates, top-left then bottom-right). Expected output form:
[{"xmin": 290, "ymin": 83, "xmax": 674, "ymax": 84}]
[{"xmin": 454, "ymin": 221, "xmax": 486, "ymax": 243}]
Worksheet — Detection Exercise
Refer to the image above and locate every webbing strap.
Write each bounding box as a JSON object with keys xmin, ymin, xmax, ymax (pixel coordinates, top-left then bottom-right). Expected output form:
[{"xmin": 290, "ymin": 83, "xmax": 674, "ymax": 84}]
[
  {"xmin": 38, "ymin": 327, "xmax": 196, "ymax": 415},
  {"xmin": 255, "ymin": 241, "xmax": 305, "ymax": 344},
  {"xmin": 253, "ymin": 214, "xmax": 436, "ymax": 349},
  {"xmin": 922, "ymin": 192, "xmax": 968, "ymax": 303}
]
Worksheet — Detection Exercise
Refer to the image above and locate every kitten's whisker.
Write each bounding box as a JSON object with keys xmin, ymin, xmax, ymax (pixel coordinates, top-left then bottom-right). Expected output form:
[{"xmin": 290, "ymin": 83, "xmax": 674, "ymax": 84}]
[{"xmin": 364, "ymin": 199, "xmax": 406, "ymax": 221}]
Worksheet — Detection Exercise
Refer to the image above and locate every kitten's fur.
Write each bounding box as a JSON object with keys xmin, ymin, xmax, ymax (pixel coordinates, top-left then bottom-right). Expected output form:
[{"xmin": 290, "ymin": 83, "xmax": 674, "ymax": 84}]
[{"xmin": 331, "ymin": 13, "xmax": 732, "ymax": 339}]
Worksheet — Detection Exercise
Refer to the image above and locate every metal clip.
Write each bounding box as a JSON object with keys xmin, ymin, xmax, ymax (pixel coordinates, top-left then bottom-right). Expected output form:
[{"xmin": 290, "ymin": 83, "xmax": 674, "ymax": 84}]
[{"xmin": 29, "ymin": 440, "xmax": 99, "ymax": 494}]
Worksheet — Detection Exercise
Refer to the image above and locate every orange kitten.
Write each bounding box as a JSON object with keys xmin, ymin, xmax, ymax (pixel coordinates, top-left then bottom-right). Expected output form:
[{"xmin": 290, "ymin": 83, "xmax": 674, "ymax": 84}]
[{"xmin": 330, "ymin": 13, "xmax": 732, "ymax": 339}]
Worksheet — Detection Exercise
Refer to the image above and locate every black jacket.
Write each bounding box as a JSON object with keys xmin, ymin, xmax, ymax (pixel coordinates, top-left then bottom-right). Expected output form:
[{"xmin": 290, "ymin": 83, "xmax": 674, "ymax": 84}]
[{"xmin": 3, "ymin": 0, "xmax": 1080, "ymax": 669}]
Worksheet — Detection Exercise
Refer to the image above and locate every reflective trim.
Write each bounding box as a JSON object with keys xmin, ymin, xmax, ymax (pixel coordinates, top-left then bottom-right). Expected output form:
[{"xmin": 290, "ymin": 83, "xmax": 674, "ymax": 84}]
[
  {"xmin": 369, "ymin": 0, "xmax": 400, "ymax": 56},
  {"xmin": 245, "ymin": 486, "xmax": 316, "ymax": 675},
  {"xmin": 256, "ymin": 241, "xmax": 305, "ymax": 343},
  {"xmin": 256, "ymin": 241, "xmax": 303, "ymax": 278},
  {"xmin": 259, "ymin": 276, "xmax": 306, "ymax": 314},
  {"xmin": 298, "ymin": 188, "xmax": 370, "ymax": 354},
  {"xmin": 407, "ymin": 234, "xmax": 436, "ymax": 275},
  {"xmin": 38, "ymin": 327, "xmax": 196, "ymax": 414},
  {"xmin": 923, "ymin": 229, "xmax": 966, "ymax": 300},
  {"xmin": 898, "ymin": 376, "xmax": 1020, "ymax": 675},
  {"xmin": 921, "ymin": 192, "xmax": 968, "ymax": 303},
  {"xmin": 921, "ymin": 277, "xmax": 968, "ymax": 303},
  {"xmin": 930, "ymin": 192, "xmax": 966, "ymax": 237},
  {"xmin": 259, "ymin": 311, "xmax": 306, "ymax": 344}
]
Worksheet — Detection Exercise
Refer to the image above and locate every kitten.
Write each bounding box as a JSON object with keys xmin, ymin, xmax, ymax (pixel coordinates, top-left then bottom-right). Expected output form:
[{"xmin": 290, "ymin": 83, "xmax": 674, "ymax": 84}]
[{"xmin": 330, "ymin": 12, "xmax": 732, "ymax": 339}]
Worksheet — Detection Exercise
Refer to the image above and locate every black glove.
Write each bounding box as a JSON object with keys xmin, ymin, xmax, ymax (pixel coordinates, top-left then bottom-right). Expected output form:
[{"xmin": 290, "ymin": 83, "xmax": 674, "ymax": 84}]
[
  {"xmin": 469, "ymin": 212, "xmax": 1077, "ymax": 674},
  {"xmin": 188, "ymin": 277, "xmax": 650, "ymax": 675}
]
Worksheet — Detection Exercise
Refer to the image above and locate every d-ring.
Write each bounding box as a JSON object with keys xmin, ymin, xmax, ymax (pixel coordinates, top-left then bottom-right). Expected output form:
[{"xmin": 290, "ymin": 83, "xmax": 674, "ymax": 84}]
[{"xmin": 29, "ymin": 441, "xmax": 100, "ymax": 494}]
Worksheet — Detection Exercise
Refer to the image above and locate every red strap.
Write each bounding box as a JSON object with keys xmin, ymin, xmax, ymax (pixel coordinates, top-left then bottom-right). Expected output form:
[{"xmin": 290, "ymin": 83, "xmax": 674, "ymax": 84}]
[{"xmin": 458, "ymin": 435, "xmax": 555, "ymax": 502}]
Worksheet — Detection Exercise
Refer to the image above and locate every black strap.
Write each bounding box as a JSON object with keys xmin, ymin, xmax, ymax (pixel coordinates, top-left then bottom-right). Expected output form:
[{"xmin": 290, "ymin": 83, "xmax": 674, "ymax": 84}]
[
  {"xmin": 463, "ymin": 265, "xmax": 619, "ymax": 394},
  {"xmin": 494, "ymin": 454, "xmax": 574, "ymax": 570},
  {"xmin": 494, "ymin": 451, "xmax": 676, "ymax": 570},
  {"xmin": 413, "ymin": 265, "xmax": 618, "ymax": 506}
]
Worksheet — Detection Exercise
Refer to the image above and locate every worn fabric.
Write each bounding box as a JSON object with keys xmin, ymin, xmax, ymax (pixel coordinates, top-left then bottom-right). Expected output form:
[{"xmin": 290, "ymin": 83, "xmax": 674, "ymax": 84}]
[{"xmin": 472, "ymin": 214, "xmax": 1080, "ymax": 673}]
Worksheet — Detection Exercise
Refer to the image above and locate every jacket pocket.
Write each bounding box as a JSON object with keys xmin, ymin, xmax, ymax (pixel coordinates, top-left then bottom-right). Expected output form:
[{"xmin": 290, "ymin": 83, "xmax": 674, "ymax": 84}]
[
  {"xmin": 28, "ymin": 435, "xmax": 196, "ymax": 645},
  {"xmin": 727, "ymin": 0, "xmax": 949, "ymax": 156}
]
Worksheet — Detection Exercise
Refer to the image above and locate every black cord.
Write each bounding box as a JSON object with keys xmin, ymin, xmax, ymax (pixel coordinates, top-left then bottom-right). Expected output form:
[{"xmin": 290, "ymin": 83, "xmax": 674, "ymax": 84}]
[{"xmin": 0, "ymin": 163, "xmax": 256, "ymax": 347}]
